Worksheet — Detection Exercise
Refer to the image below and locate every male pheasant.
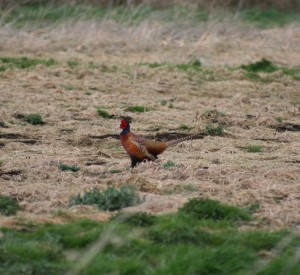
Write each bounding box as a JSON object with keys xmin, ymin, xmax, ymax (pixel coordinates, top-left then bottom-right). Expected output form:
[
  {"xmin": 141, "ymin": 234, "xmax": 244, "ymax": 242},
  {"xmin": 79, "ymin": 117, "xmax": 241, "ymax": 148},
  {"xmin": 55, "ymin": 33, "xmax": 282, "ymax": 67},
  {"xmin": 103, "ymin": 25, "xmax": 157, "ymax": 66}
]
[{"xmin": 119, "ymin": 119, "xmax": 196, "ymax": 167}]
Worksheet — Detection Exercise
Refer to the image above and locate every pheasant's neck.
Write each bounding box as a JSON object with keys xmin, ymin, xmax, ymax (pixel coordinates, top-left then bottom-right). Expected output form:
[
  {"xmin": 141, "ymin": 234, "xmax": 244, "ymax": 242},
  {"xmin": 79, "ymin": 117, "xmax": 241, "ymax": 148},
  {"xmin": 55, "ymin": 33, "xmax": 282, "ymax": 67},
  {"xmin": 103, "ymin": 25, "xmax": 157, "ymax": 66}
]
[{"xmin": 120, "ymin": 125, "xmax": 130, "ymax": 136}]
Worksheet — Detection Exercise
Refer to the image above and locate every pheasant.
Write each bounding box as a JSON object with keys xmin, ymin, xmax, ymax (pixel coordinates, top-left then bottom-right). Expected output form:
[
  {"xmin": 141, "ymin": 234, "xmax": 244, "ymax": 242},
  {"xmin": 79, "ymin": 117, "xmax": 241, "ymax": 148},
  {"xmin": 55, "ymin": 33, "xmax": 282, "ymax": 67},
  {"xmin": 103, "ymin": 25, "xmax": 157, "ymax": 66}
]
[{"xmin": 119, "ymin": 119, "xmax": 197, "ymax": 167}]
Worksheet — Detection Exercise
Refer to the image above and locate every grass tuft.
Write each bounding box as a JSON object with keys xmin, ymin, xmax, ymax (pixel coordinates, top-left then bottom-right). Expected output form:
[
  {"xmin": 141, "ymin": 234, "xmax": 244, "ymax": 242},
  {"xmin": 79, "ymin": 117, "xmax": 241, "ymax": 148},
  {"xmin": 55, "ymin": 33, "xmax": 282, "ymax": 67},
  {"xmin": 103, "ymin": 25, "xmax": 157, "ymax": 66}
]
[
  {"xmin": 274, "ymin": 117, "xmax": 283, "ymax": 123},
  {"xmin": 68, "ymin": 186, "xmax": 141, "ymax": 211},
  {"xmin": 176, "ymin": 59, "xmax": 202, "ymax": 72},
  {"xmin": 0, "ymin": 57, "xmax": 57, "ymax": 71},
  {"xmin": 204, "ymin": 124, "xmax": 224, "ymax": 136},
  {"xmin": 163, "ymin": 161, "xmax": 176, "ymax": 169},
  {"xmin": 114, "ymin": 212, "xmax": 157, "ymax": 227},
  {"xmin": 241, "ymin": 58, "xmax": 277, "ymax": 73},
  {"xmin": 149, "ymin": 218, "xmax": 211, "ymax": 245},
  {"xmin": 97, "ymin": 108, "xmax": 110, "ymax": 118},
  {"xmin": 246, "ymin": 145, "xmax": 263, "ymax": 153},
  {"xmin": 179, "ymin": 124, "xmax": 194, "ymax": 131},
  {"xmin": 241, "ymin": 59, "xmax": 299, "ymax": 81},
  {"xmin": 179, "ymin": 198, "xmax": 251, "ymax": 221},
  {"xmin": 141, "ymin": 62, "xmax": 165, "ymax": 69},
  {"xmin": 0, "ymin": 195, "xmax": 21, "ymax": 216},
  {"xmin": 110, "ymin": 169, "xmax": 122, "ymax": 174},
  {"xmin": 281, "ymin": 66, "xmax": 300, "ymax": 81},
  {"xmin": 67, "ymin": 59, "xmax": 80, "ymax": 69},
  {"xmin": 125, "ymin": 105, "xmax": 151, "ymax": 113},
  {"xmin": 58, "ymin": 163, "xmax": 80, "ymax": 172},
  {"xmin": 97, "ymin": 108, "xmax": 115, "ymax": 119},
  {"xmin": 26, "ymin": 114, "xmax": 44, "ymax": 125}
]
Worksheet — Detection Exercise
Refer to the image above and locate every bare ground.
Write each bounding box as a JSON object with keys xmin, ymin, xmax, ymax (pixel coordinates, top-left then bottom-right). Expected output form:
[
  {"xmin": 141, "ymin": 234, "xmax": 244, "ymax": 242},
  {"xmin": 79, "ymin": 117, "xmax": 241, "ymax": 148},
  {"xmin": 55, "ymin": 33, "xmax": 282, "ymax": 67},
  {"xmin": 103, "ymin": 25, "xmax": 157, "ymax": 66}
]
[{"xmin": 0, "ymin": 19, "xmax": 299, "ymax": 228}]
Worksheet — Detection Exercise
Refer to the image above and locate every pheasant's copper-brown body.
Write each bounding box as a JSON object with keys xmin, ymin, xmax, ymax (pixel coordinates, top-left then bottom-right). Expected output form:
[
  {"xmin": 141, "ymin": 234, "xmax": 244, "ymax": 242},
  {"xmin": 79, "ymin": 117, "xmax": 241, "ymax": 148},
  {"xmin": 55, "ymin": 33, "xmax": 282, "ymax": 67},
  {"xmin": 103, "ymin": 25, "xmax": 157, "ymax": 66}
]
[{"xmin": 119, "ymin": 119, "xmax": 194, "ymax": 167}]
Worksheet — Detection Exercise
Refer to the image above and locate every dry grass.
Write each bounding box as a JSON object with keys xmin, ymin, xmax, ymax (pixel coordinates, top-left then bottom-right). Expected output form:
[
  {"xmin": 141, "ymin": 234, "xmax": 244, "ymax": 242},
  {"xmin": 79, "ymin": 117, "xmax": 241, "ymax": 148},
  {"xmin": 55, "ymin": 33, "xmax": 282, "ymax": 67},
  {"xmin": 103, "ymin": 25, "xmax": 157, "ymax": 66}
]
[{"xmin": 0, "ymin": 15, "xmax": 299, "ymax": 229}]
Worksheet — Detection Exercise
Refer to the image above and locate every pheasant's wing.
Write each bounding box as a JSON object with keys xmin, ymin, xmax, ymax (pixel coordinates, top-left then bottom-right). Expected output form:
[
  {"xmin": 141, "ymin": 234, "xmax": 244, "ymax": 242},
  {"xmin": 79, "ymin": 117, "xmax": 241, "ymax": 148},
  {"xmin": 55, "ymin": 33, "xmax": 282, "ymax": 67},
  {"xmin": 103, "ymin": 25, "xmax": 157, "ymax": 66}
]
[{"xmin": 130, "ymin": 134, "xmax": 156, "ymax": 161}]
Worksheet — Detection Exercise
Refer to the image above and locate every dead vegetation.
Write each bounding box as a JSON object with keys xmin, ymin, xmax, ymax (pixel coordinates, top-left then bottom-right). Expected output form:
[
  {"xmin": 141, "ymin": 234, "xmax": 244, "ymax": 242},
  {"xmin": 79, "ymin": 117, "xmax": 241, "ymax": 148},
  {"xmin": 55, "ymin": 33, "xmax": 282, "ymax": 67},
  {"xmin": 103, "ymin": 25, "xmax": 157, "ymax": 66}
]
[{"xmin": 0, "ymin": 6, "xmax": 299, "ymax": 230}]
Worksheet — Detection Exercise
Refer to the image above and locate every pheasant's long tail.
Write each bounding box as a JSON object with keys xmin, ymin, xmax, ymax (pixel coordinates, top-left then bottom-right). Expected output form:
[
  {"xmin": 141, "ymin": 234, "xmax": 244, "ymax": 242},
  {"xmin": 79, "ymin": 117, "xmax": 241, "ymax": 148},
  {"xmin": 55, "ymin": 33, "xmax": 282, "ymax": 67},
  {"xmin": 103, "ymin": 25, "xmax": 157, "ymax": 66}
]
[{"xmin": 165, "ymin": 133, "xmax": 201, "ymax": 147}]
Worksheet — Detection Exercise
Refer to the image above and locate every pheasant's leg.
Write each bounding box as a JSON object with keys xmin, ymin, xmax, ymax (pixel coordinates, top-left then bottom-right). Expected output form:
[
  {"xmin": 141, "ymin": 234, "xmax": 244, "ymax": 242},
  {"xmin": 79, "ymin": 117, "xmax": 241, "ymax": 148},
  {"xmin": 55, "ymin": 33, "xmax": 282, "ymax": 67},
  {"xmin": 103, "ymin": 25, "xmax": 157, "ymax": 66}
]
[{"xmin": 130, "ymin": 155, "xmax": 141, "ymax": 168}]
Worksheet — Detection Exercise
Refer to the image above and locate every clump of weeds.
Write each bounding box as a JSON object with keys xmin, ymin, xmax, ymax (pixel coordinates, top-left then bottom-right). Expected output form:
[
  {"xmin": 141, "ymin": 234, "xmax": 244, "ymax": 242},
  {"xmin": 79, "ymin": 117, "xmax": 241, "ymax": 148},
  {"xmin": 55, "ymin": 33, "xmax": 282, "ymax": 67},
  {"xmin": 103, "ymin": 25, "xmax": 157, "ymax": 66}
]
[
  {"xmin": 26, "ymin": 114, "xmax": 44, "ymax": 125},
  {"xmin": 59, "ymin": 163, "xmax": 80, "ymax": 172},
  {"xmin": 245, "ymin": 145, "xmax": 263, "ymax": 153},
  {"xmin": 0, "ymin": 194, "xmax": 21, "ymax": 216},
  {"xmin": 125, "ymin": 105, "xmax": 151, "ymax": 113},
  {"xmin": 204, "ymin": 124, "xmax": 224, "ymax": 136},
  {"xmin": 68, "ymin": 185, "xmax": 141, "ymax": 211}
]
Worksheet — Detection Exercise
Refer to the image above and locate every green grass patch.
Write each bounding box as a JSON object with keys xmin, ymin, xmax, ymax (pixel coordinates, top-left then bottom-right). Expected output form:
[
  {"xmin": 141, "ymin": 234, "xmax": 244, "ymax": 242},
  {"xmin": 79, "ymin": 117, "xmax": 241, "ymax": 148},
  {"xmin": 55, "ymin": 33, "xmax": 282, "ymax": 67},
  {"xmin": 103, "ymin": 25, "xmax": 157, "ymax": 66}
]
[
  {"xmin": 204, "ymin": 124, "xmax": 224, "ymax": 136},
  {"xmin": 58, "ymin": 163, "xmax": 80, "ymax": 172},
  {"xmin": 233, "ymin": 230, "xmax": 287, "ymax": 251},
  {"xmin": 125, "ymin": 105, "xmax": 151, "ymax": 113},
  {"xmin": 163, "ymin": 161, "xmax": 177, "ymax": 169},
  {"xmin": 97, "ymin": 108, "xmax": 110, "ymax": 118},
  {"xmin": 97, "ymin": 108, "xmax": 115, "ymax": 119},
  {"xmin": 98, "ymin": 64, "xmax": 117, "ymax": 73},
  {"xmin": 110, "ymin": 169, "xmax": 122, "ymax": 174},
  {"xmin": 274, "ymin": 117, "xmax": 283, "ymax": 123},
  {"xmin": 179, "ymin": 124, "xmax": 194, "ymax": 131},
  {"xmin": 281, "ymin": 66, "xmax": 300, "ymax": 81},
  {"xmin": 274, "ymin": 116, "xmax": 283, "ymax": 123},
  {"xmin": 148, "ymin": 216, "xmax": 212, "ymax": 245},
  {"xmin": 241, "ymin": 59, "xmax": 300, "ymax": 81},
  {"xmin": 113, "ymin": 212, "xmax": 157, "ymax": 227},
  {"xmin": 175, "ymin": 59, "xmax": 202, "ymax": 72},
  {"xmin": 179, "ymin": 198, "xmax": 251, "ymax": 221},
  {"xmin": 67, "ymin": 59, "xmax": 80, "ymax": 69},
  {"xmin": 1, "ymin": 198, "xmax": 297, "ymax": 275},
  {"xmin": 140, "ymin": 59, "xmax": 202, "ymax": 75},
  {"xmin": 240, "ymin": 8, "xmax": 300, "ymax": 28},
  {"xmin": 0, "ymin": 57, "xmax": 57, "ymax": 71},
  {"xmin": 241, "ymin": 58, "xmax": 277, "ymax": 73},
  {"xmin": 0, "ymin": 195, "xmax": 21, "ymax": 216},
  {"xmin": 0, "ymin": 219, "xmax": 104, "ymax": 274},
  {"xmin": 143, "ymin": 62, "xmax": 165, "ymax": 69},
  {"xmin": 25, "ymin": 114, "xmax": 44, "ymax": 125},
  {"xmin": 246, "ymin": 145, "xmax": 263, "ymax": 153},
  {"xmin": 68, "ymin": 185, "xmax": 141, "ymax": 211}
]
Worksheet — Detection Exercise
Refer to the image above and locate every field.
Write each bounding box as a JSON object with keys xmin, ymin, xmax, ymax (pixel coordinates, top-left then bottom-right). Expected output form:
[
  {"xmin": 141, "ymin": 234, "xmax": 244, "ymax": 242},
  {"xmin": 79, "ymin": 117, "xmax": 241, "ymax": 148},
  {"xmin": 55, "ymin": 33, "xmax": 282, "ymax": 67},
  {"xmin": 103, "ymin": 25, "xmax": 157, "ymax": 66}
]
[{"xmin": 0, "ymin": 3, "xmax": 300, "ymax": 274}]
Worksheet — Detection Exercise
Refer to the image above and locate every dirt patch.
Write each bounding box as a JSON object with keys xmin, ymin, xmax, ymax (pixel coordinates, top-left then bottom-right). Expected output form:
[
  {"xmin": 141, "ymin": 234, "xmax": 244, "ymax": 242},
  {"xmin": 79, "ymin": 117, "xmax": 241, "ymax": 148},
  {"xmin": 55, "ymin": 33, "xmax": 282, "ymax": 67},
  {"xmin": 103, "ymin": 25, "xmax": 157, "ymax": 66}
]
[
  {"xmin": 274, "ymin": 123, "xmax": 300, "ymax": 132},
  {"xmin": 0, "ymin": 19, "xmax": 299, "ymax": 228}
]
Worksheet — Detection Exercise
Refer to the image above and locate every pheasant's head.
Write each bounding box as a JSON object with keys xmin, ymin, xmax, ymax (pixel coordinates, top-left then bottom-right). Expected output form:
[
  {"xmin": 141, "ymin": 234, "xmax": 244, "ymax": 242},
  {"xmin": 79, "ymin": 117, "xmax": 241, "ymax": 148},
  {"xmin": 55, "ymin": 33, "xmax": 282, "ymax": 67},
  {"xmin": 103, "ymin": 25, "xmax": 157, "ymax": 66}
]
[{"xmin": 120, "ymin": 119, "xmax": 129, "ymax": 129}]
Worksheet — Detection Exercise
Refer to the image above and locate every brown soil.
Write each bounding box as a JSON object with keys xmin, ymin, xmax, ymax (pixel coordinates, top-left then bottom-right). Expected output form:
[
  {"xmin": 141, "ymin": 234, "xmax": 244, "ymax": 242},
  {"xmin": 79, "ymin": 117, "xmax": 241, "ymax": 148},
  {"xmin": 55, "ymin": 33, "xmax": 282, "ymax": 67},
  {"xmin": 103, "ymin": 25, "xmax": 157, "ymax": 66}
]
[{"xmin": 0, "ymin": 19, "xmax": 299, "ymax": 228}]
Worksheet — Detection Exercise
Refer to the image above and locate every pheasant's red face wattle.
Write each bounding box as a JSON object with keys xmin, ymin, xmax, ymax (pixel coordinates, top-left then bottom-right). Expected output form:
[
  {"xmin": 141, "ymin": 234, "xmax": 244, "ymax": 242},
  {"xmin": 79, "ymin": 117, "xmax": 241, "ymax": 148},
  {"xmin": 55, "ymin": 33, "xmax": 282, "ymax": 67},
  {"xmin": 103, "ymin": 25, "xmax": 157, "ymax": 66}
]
[{"xmin": 120, "ymin": 119, "xmax": 128, "ymax": 129}]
